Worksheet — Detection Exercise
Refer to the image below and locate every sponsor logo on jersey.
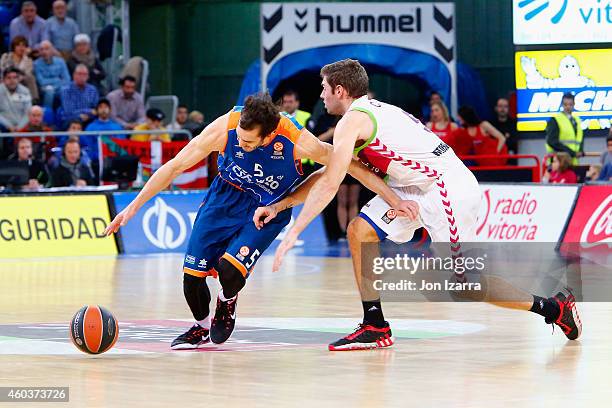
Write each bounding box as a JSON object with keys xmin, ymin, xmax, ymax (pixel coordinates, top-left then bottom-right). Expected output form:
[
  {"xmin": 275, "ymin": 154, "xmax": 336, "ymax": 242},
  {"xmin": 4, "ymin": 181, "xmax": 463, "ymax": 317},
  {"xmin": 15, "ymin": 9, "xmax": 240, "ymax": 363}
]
[
  {"xmin": 235, "ymin": 151, "xmax": 244, "ymax": 159},
  {"xmin": 185, "ymin": 255, "xmax": 196, "ymax": 265},
  {"xmin": 432, "ymin": 142, "xmax": 450, "ymax": 156},
  {"xmin": 240, "ymin": 246, "xmax": 250, "ymax": 256},
  {"xmin": 273, "ymin": 142, "xmax": 284, "ymax": 152},
  {"xmin": 198, "ymin": 259, "xmax": 207, "ymax": 269},
  {"xmin": 382, "ymin": 209, "xmax": 397, "ymax": 224}
]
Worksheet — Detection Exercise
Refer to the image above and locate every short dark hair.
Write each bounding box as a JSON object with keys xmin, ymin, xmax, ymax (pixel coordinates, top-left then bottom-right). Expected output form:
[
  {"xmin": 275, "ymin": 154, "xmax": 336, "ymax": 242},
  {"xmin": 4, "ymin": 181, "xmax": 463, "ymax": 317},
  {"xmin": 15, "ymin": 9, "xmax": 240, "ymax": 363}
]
[
  {"xmin": 3, "ymin": 67, "xmax": 23, "ymax": 78},
  {"xmin": 119, "ymin": 75, "xmax": 137, "ymax": 85},
  {"xmin": 320, "ymin": 59, "xmax": 369, "ymax": 98},
  {"xmin": 97, "ymin": 98, "xmax": 111, "ymax": 109},
  {"xmin": 562, "ymin": 92, "xmax": 575, "ymax": 101},
  {"xmin": 606, "ymin": 134, "xmax": 612, "ymax": 144},
  {"xmin": 239, "ymin": 93, "xmax": 280, "ymax": 138},
  {"xmin": 496, "ymin": 97, "xmax": 509, "ymax": 104},
  {"xmin": 10, "ymin": 36, "xmax": 28, "ymax": 51},
  {"xmin": 68, "ymin": 119, "xmax": 82, "ymax": 128},
  {"xmin": 282, "ymin": 90, "xmax": 299, "ymax": 100},
  {"xmin": 178, "ymin": 104, "xmax": 188, "ymax": 110},
  {"xmin": 458, "ymin": 106, "xmax": 481, "ymax": 127}
]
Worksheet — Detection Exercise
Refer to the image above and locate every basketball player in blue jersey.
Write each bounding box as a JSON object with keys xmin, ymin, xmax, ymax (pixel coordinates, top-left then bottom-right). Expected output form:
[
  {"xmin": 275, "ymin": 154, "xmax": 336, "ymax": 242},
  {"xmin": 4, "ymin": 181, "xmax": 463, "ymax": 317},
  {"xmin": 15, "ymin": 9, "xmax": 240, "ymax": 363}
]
[{"xmin": 104, "ymin": 93, "xmax": 417, "ymax": 349}]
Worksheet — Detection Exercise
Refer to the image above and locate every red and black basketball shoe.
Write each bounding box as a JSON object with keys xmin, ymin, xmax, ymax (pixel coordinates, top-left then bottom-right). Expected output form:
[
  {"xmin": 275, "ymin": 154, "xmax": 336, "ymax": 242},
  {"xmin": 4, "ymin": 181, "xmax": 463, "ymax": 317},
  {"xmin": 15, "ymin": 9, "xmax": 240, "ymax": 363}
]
[
  {"xmin": 548, "ymin": 289, "xmax": 582, "ymax": 340},
  {"xmin": 211, "ymin": 294, "xmax": 238, "ymax": 344},
  {"xmin": 328, "ymin": 322, "xmax": 394, "ymax": 351},
  {"xmin": 171, "ymin": 324, "xmax": 210, "ymax": 350}
]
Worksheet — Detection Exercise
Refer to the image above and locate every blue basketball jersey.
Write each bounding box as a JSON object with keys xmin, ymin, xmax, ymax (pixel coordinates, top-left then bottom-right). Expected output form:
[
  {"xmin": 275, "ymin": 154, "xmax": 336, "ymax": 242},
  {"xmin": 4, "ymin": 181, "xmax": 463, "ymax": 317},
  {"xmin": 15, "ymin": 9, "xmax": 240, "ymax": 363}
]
[{"xmin": 216, "ymin": 107, "xmax": 304, "ymax": 205}]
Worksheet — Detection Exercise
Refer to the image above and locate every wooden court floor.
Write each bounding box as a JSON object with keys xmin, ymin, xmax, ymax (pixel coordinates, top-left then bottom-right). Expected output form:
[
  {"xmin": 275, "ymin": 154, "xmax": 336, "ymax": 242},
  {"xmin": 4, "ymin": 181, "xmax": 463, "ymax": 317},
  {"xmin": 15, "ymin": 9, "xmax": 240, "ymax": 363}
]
[{"xmin": 0, "ymin": 253, "xmax": 611, "ymax": 407}]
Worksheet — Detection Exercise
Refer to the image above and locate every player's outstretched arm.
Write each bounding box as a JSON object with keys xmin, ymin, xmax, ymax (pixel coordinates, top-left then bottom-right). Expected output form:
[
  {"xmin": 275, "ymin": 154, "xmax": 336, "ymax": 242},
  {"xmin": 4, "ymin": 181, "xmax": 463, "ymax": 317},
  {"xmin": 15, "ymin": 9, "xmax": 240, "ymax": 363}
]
[
  {"xmin": 271, "ymin": 112, "xmax": 363, "ymax": 271},
  {"xmin": 104, "ymin": 114, "xmax": 229, "ymax": 236}
]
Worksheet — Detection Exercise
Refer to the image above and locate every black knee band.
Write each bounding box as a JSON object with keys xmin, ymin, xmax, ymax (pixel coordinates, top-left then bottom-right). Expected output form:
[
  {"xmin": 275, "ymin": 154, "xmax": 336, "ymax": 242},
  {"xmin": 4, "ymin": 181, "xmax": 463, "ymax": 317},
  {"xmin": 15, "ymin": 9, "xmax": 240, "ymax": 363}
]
[
  {"xmin": 183, "ymin": 273, "xmax": 211, "ymax": 321},
  {"xmin": 217, "ymin": 257, "xmax": 246, "ymax": 299}
]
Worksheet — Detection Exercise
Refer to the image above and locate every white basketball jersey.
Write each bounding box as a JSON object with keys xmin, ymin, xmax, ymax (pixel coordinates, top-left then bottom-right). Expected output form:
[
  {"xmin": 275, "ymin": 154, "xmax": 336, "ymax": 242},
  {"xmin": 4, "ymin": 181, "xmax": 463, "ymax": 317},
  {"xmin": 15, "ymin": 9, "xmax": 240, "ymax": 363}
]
[{"xmin": 350, "ymin": 96, "xmax": 463, "ymax": 190}]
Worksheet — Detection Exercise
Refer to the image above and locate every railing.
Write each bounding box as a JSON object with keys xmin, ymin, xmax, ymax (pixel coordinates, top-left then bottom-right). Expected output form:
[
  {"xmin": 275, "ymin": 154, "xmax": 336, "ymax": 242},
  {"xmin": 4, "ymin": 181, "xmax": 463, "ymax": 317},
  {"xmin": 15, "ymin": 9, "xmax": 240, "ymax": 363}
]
[
  {"xmin": 459, "ymin": 154, "xmax": 542, "ymax": 182},
  {"xmin": 0, "ymin": 129, "xmax": 194, "ymax": 183}
]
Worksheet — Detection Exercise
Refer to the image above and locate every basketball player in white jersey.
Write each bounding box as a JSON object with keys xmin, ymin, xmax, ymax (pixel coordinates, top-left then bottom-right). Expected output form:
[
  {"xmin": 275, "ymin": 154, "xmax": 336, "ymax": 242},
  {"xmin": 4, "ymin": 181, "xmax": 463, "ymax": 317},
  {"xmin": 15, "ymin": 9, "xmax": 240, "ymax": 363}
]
[{"xmin": 255, "ymin": 59, "xmax": 581, "ymax": 350}]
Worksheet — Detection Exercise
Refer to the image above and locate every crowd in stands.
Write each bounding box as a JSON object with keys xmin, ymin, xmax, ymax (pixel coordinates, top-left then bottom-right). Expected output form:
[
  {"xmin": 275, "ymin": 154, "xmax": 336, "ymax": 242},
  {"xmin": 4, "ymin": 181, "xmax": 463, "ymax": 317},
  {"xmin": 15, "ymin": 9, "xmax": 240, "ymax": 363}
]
[
  {"xmin": 0, "ymin": 1, "xmax": 610, "ymax": 192},
  {"xmin": 0, "ymin": 1, "xmax": 207, "ymax": 189}
]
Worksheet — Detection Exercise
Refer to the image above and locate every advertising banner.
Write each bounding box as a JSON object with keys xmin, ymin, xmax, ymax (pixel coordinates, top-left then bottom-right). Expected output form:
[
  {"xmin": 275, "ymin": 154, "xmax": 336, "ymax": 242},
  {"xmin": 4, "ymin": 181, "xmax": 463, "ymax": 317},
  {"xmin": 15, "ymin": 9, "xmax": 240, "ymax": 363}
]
[
  {"xmin": 113, "ymin": 190, "xmax": 327, "ymax": 256},
  {"xmin": 476, "ymin": 184, "xmax": 579, "ymax": 242},
  {"xmin": 515, "ymin": 49, "xmax": 612, "ymax": 131},
  {"xmin": 562, "ymin": 185, "xmax": 611, "ymax": 246},
  {"xmin": 0, "ymin": 195, "xmax": 117, "ymax": 258},
  {"xmin": 261, "ymin": 2, "xmax": 457, "ymax": 110},
  {"xmin": 513, "ymin": 0, "xmax": 612, "ymax": 45}
]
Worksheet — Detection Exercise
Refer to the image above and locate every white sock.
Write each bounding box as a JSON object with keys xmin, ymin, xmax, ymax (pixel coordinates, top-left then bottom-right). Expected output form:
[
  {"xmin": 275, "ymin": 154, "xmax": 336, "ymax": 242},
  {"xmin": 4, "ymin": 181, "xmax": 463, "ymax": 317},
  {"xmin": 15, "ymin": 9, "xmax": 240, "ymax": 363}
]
[
  {"xmin": 218, "ymin": 289, "xmax": 236, "ymax": 302},
  {"xmin": 196, "ymin": 316, "xmax": 210, "ymax": 329}
]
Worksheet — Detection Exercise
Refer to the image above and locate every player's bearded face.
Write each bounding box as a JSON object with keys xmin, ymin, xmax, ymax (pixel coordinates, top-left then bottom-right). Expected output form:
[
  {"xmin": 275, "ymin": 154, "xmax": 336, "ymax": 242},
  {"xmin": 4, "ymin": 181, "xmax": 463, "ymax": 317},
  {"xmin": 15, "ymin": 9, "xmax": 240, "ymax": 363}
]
[{"xmin": 237, "ymin": 126, "xmax": 265, "ymax": 152}]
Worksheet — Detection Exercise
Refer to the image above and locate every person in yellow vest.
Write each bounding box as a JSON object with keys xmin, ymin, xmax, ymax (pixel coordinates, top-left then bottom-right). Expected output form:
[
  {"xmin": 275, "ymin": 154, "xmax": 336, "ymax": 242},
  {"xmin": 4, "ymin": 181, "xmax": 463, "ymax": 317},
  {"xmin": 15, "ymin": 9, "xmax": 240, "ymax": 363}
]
[
  {"xmin": 281, "ymin": 90, "xmax": 316, "ymax": 171},
  {"xmin": 131, "ymin": 108, "xmax": 171, "ymax": 142},
  {"xmin": 545, "ymin": 93, "xmax": 583, "ymax": 165},
  {"xmin": 281, "ymin": 90, "xmax": 311, "ymax": 127}
]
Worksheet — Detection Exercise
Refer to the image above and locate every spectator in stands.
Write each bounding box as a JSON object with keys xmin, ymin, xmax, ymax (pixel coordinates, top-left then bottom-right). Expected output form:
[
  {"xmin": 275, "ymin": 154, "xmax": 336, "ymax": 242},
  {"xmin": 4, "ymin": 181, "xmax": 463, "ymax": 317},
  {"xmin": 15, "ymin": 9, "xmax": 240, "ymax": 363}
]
[
  {"xmin": 546, "ymin": 93, "xmax": 583, "ymax": 165},
  {"xmin": 1, "ymin": 36, "xmax": 39, "ymax": 103},
  {"xmin": 586, "ymin": 164, "xmax": 601, "ymax": 182},
  {"xmin": 0, "ymin": 68, "xmax": 32, "ymax": 132},
  {"xmin": 131, "ymin": 108, "xmax": 170, "ymax": 142},
  {"xmin": 426, "ymin": 101, "xmax": 458, "ymax": 146},
  {"xmin": 107, "ymin": 75, "xmax": 145, "ymax": 129},
  {"xmin": 50, "ymin": 136, "xmax": 95, "ymax": 187},
  {"xmin": 490, "ymin": 97, "xmax": 519, "ymax": 163},
  {"xmin": 84, "ymin": 98, "xmax": 124, "ymax": 162},
  {"xmin": 543, "ymin": 152, "xmax": 577, "ymax": 184},
  {"xmin": 67, "ymin": 34, "xmax": 106, "ymax": 95},
  {"xmin": 422, "ymin": 91, "xmax": 443, "ymax": 122},
  {"xmin": 42, "ymin": 0, "xmax": 80, "ymax": 59},
  {"xmin": 10, "ymin": 137, "xmax": 49, "ymax": 189},
  {"xmin": 456, "ymin": 105, "xmax": 506, "ymax": 166},
  {"xmin": 17, "ymin": 105, "xmax": 54, "ymax": 160},
  {"xmin": 34, "ymin": 40, "xmax": 70, "ymax": 107},
  {"xmin": 19, "ymin": 105, "xmax": 51, "ymax": 133},
  {"xmin": 281, "ymin": 90, "xmax": 311, "ymax": 127},
  {"xmin": 598, "ymin": 163, "xmax": 612, "ymax": 182},
  {"xmin": 601, "ymin": 133, "xmax": 612, "ymax": 168},
  {"xmin": 9, "ymin": 1, "xmax": 45, "ymax": 52},
  {"xmin": 181, "ymin": 110, "xmax": 206, "ymax": 136},
  {"xmin": 168, "ymin": 104, "xmax": 188, "ymax": 130},
  {"xmin": 59, "ymin": 64, "xmax": 99, "ymax": 127},
  {"xmin": 167, "ymin": 104, "xmax": 191, "ymax": 140}
]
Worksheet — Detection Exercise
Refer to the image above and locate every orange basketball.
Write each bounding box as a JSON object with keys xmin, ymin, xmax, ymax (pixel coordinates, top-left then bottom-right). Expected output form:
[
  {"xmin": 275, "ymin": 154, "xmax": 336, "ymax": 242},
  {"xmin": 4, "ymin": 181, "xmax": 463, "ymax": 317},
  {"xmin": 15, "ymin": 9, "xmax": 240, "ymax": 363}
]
[{"xmin": 69, "ymin": 305, "xmax": 119, "ymax": 354}]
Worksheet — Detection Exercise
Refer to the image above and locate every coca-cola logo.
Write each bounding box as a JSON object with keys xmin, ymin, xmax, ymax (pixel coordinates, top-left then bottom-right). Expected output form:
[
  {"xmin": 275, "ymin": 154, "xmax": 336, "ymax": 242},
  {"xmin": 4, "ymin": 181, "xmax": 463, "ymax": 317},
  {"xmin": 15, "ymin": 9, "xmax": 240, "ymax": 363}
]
[{"xmin": 580, "ymin": 194, "xmax": 612, "ymax": 248}]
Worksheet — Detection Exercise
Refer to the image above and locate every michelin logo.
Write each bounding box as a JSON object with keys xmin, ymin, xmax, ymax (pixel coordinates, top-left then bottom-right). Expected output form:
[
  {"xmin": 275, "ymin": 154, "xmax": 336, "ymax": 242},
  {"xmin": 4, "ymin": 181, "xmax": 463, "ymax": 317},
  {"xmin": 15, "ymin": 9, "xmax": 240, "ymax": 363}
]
[{"xmin": 521, "ymin": 55, "xmax": 595, "ymax": 89}]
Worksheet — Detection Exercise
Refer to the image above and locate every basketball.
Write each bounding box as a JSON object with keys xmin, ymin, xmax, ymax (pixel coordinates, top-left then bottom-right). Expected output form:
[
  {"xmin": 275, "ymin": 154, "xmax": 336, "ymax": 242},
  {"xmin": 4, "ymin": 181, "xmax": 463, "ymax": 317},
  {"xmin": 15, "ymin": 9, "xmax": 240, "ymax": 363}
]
[{"xmin": 69, "ymin": 305, "xmax": 119, "ymax": 354}]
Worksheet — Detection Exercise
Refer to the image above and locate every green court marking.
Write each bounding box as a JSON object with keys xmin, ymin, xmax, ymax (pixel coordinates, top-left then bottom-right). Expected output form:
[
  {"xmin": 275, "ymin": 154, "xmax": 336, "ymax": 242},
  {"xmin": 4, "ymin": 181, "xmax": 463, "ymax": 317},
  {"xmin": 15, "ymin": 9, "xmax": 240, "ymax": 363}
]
[{"xmin": 0, "ymin": 336, "xmax": 25, "ymax": 342}]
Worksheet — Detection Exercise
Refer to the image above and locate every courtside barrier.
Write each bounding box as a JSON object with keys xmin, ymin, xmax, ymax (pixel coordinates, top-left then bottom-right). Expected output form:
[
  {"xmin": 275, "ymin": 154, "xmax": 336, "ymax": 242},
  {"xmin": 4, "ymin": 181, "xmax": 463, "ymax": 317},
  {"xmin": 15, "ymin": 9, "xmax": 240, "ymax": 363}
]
[
  {"xmin": 112, "ymin": 190, "xmax": 328, "ymax": 255},
  {"xmin": 562, "ymin": 184, "xmax": 611, "ymax": 246},
  {"xmin": 0, "ymin": 193, "xmax": 117, "ymax": 258}
]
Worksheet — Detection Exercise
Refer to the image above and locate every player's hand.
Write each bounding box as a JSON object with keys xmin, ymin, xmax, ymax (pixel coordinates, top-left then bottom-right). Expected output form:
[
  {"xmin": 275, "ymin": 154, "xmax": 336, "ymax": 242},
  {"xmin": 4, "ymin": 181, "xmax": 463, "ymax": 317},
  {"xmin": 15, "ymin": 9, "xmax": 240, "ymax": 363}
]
[
  {"xmin": 395, "ymin": 200, "xmax": 419, "ymax": 221},
  {"xmin": 253, "ymin": 205, "xmax": 278, "ymax": 230},
  {"xmin": 104, "ymin": 205, "xmax": 138, "ymax": 236},
  {"xmin": 272, "ymin": 230, "xmax": 298, "ymax": 272}
]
